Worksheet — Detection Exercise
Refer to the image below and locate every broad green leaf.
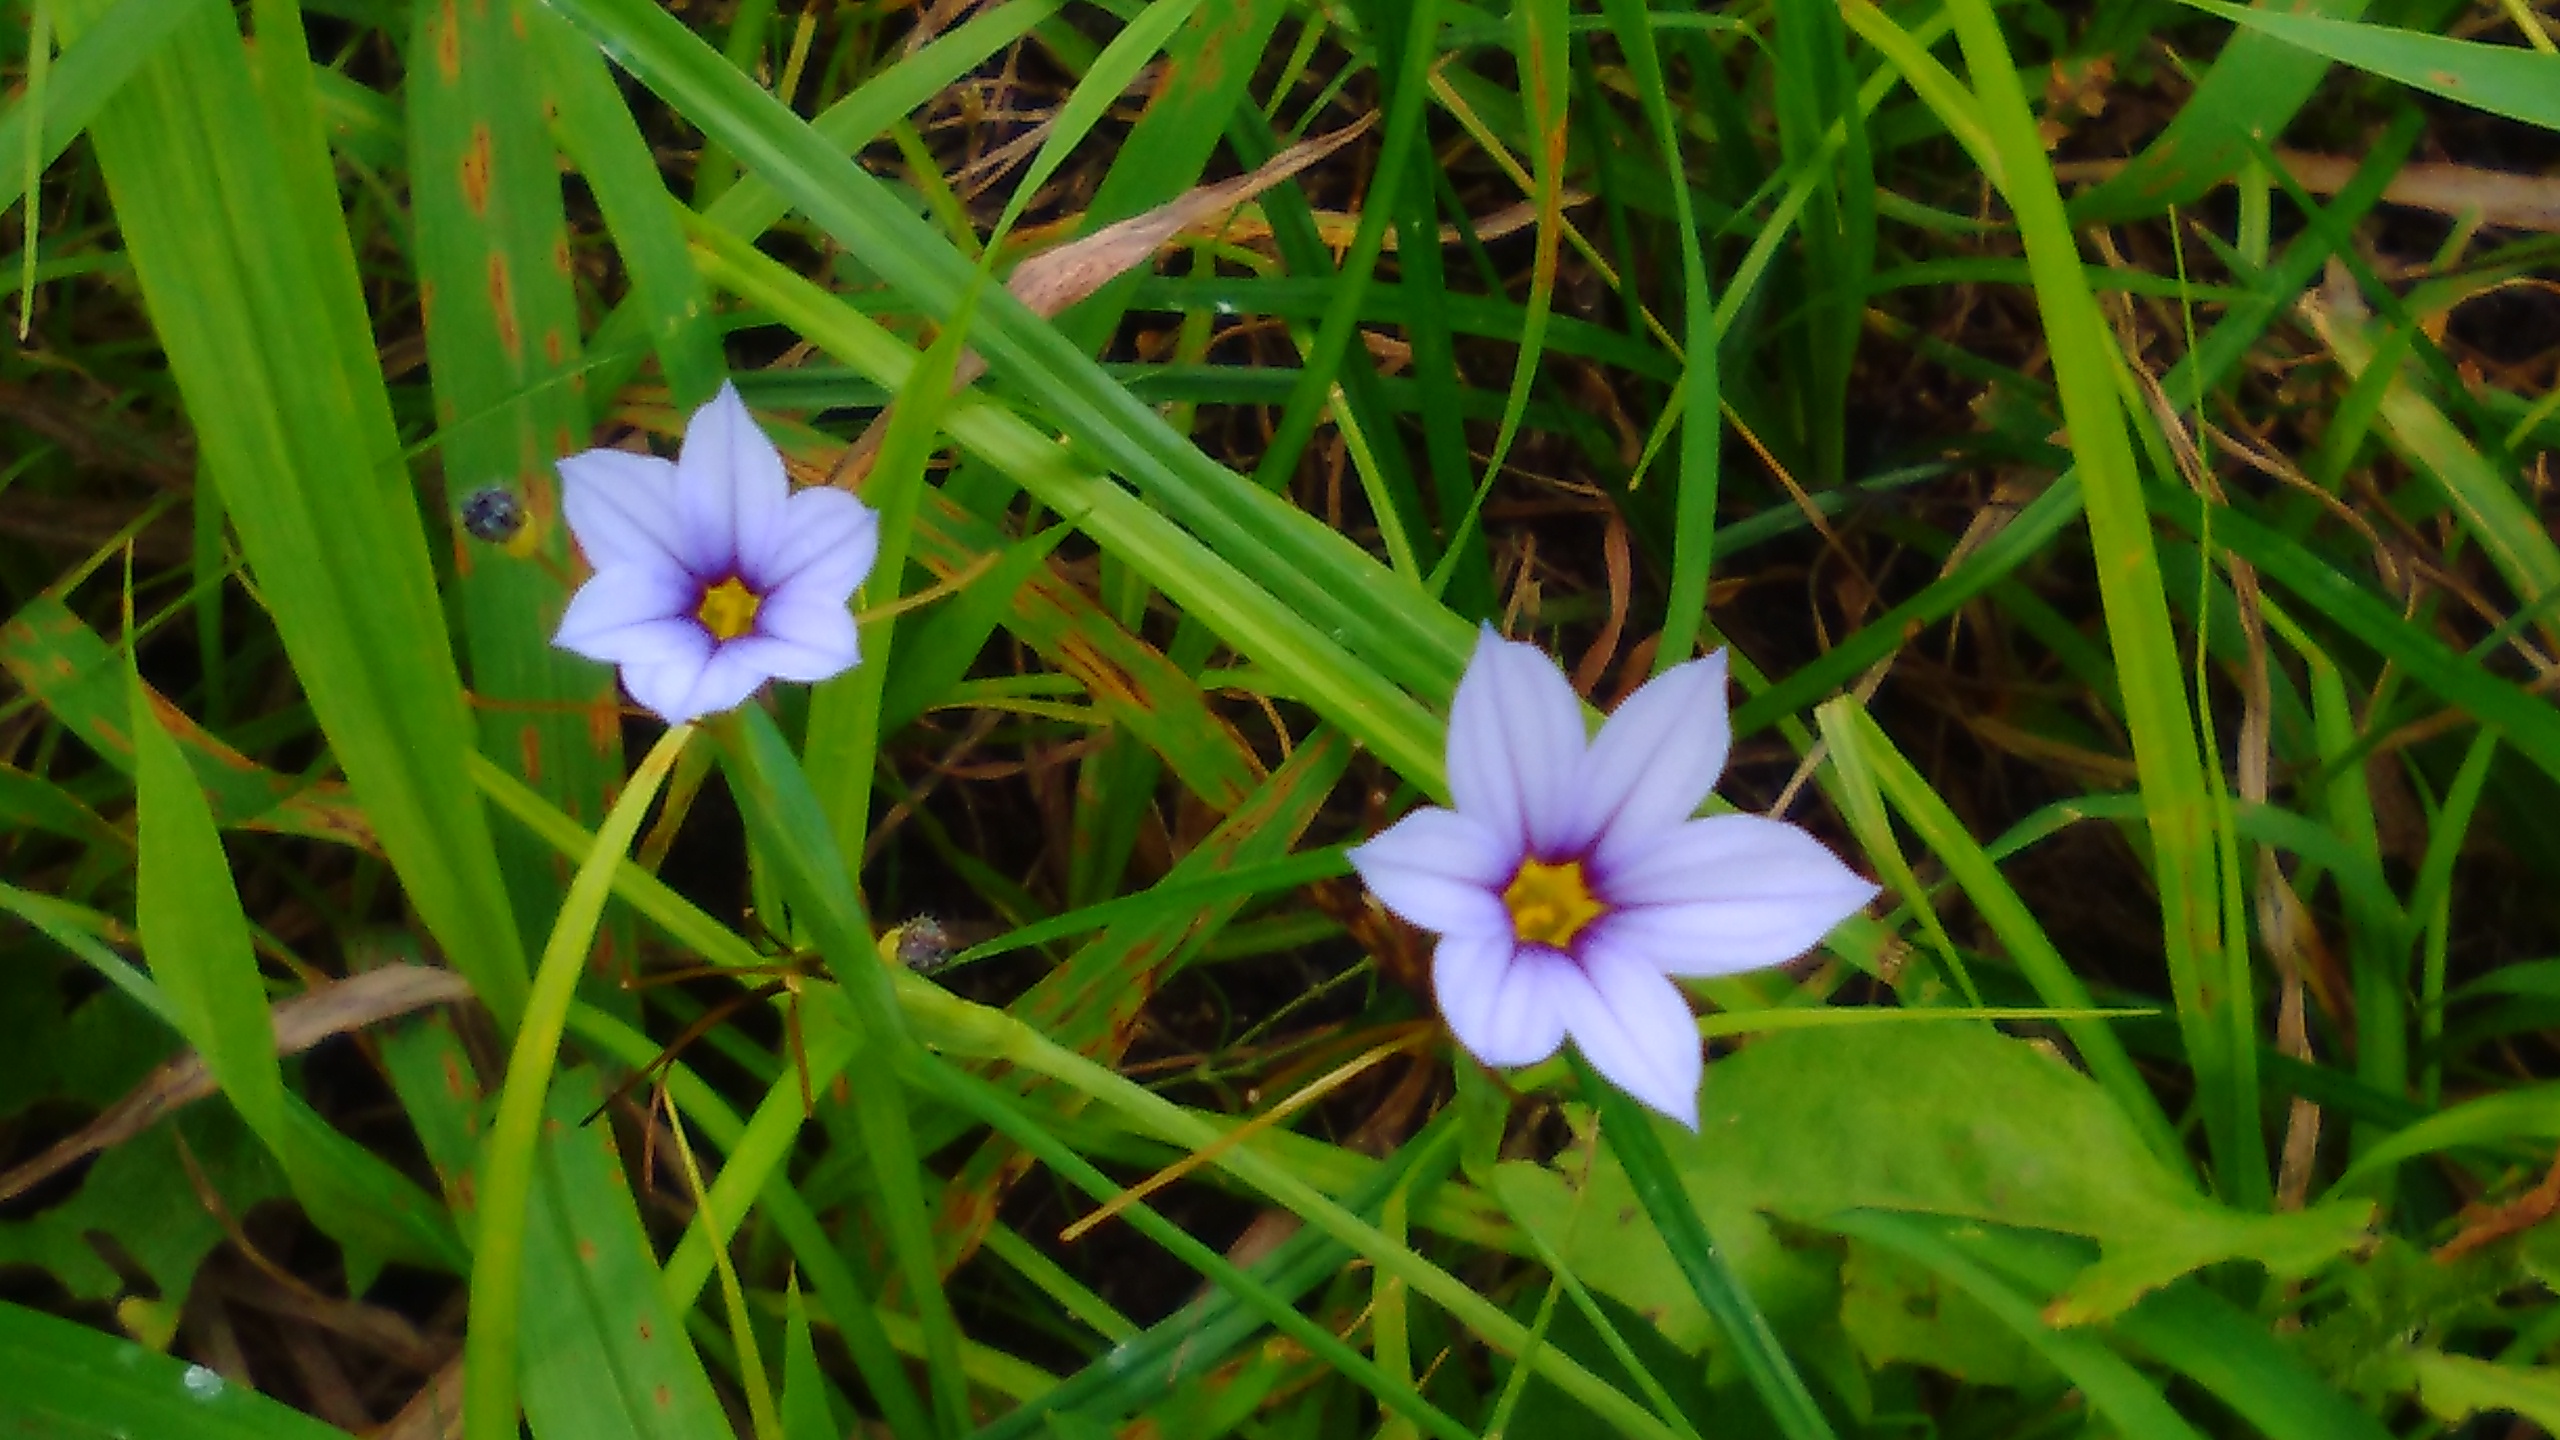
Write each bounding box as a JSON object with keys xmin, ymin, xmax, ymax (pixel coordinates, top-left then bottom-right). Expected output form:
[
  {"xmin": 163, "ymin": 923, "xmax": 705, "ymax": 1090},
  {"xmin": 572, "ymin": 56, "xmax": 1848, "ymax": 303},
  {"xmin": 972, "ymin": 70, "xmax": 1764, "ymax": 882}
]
[
  {"xmin": 1503, "ymin": 1025, "xmax": 2368, "ymax": 1331},
  {"xmin": 1825, "ymin": 1212, "xmax": 2207, "ymax": 1440},
  {"xmin": 1838, "ymin": 1240, "xmax": 2042, "ymax": 1385},
  {"xmin": 2412, "ymin": 1352, "xmax": 2560, "ymax": 1433}
]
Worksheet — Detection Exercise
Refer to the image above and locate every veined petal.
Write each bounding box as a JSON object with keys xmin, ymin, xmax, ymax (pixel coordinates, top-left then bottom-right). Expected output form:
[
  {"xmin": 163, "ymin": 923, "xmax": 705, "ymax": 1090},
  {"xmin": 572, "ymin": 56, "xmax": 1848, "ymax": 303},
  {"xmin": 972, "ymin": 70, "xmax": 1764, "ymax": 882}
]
[
  {"xmin": 1446, "ymin": 627, "xmax": 1587, "ymax": 856},
  {"xmin": 1554, "ymin": 938, "xmax": 1703, "ymax": 1127},
  {"xmin": 761, "ymin": 487, "xmax": 879, "ymax": 598},
  {"xmin": 674, "ymin": 382, "xmax": 790, "ymax": 576},
  {"xmin": 553, "ymin": 565, "xmax": 697, "ymax": 664},
  {"xmin": 1562, "ymin": 650, "xmax": 1730, "ymax": 851},
  {"xmin": 732, "ymin": 591, "xmax": 859, "ymax": 683},
  {"xmin": 1348, "ymin": 807, "xmax": 1516, "ymax": 939},
  {"xmin": 558, "ymin": 449, "xmax": 685, "ymax": 571},
  {"xmin": 618, "ymin": 630, "xmax": 717, "ymax": 724},
  {"xmin": 1593, "ymin": 814, "xmax": 1878, "ymax": 975},
  {"xmin": 1433, "ymin": 932, "xmax": 1567, "ymax": 1068}
]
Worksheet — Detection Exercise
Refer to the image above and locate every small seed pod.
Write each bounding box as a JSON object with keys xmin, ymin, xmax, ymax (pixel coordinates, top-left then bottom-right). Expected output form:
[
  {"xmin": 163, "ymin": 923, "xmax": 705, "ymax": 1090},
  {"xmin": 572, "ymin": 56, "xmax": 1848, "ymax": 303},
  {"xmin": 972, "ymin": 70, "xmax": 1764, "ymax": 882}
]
[
  {"xmin": 893, "ymin": 915, "xmax": 955, "ymax": 973},
  {"xmin": 459, "ymin": 486, "xmax": 527, "ymax": 545}
]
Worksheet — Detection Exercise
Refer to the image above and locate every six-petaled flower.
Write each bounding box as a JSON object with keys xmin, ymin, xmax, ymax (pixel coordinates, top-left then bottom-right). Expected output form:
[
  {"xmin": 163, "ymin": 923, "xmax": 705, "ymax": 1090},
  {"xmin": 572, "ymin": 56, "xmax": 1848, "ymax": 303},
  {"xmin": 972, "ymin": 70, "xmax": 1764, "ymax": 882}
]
[
  {"xmin": 1349, "ymin": 628, "xmax": 1878, "ymax": 1126},
  {"xmin": 552, "ymin": 382, "xmax": 878, "ymax": 726}
]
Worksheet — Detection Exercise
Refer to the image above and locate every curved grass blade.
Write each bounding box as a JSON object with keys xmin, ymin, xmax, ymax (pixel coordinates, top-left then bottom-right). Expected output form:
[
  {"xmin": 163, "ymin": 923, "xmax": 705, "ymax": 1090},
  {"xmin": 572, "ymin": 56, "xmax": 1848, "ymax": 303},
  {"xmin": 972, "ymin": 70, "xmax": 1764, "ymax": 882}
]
[
  {"xmin": 0, "ymin": 0, "xmax": 205, "ymax": 216},
  {"xmin": 2068, "ymin": 0, "xmax": 2373, "ymax": 223},
  {"xmin": 1859, "ymin": 0, "xmax": 2254, "ymax": 1206},
  {"xmin": 713, "ymin": 706, "xmax": 965, "ymax": 1439},
  {"xmin": 132, "ymin": 664, "xmax": 462, "ymax": 1280},
  {"xmin": 689, "ymin": 225, "xmax": 1445, "ymax": 784},
  {"xmin": 2176, "ymin": 0, "xmax": 2560, "ymax": 128},
  {"xmin": 968, "ymin": 1115, "xmax": 1464, "ymax": 1438},
  {"xmin": 927, "ymin": 1056, "xmax": 1476, "ymax": 1440},
  {"xmin": 463, "ymin": 724, "xmax": 695, "ymax": 1440}
]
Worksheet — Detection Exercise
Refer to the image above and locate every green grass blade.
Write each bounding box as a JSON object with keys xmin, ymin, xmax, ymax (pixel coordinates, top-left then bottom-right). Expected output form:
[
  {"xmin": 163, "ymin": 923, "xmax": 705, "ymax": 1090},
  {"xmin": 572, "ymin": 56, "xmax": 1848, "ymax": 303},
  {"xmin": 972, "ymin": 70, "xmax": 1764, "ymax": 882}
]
[
  {"xmin": 688, "ymin": 223, "xmax": 1447, "ymax": 784},
  {"xmin": 1816, "ymin": 696, "xmax": 2182, "ymax": 1161},
  {"xmin": 132, "ymin": 648, "xmax": 461, "ymax": 1282},
  {"xmin": 468, "ymin": 758, "xmax": 936, "ymax": 1440},
  {"xmin": 1940, "ymin": 0, "xmax": 2256, "ymax": 1206},
  {"xmin": 530, "ymin": 4, "xmax": 723, "ymax": 405},
  {"xmin": 2179, "ymin": 1, "xmax": 2560, "ymax": 128},
  {"xmin": 2301, "ymin": 282, "xmax": 2560, "ymax": 657},
  {"xmin": 2069, "ymin": 0, "xmax": 2374, "ymax": 223},
  {"xmin": 713, "ymin": 706, "xmax": 966, "ymax": 1438},
  {"xmin": 0, "ymin": 0, "xmax": 202, "ymax": 216},
  {"xmin": 542, "ymin": 0, "xmax": 1474, "ymax": 705},
  {"xmin": 0, "ymin": 1300, "xmax": 356, "ymax": 1439},
  {"xmin": 408, "ymin": 0, "xmax": 634, "ymax": 981},
  {"xmin": 463, "ymin": 724, "xmax": 693, "ymax": 1440},
  {"xmin": 1598, "ymin": 0, "xmax": 1721, "ymax": 671},
  {"xmin": 55, "ymin": 0, "xmax": 531, "ymax": 1025}
]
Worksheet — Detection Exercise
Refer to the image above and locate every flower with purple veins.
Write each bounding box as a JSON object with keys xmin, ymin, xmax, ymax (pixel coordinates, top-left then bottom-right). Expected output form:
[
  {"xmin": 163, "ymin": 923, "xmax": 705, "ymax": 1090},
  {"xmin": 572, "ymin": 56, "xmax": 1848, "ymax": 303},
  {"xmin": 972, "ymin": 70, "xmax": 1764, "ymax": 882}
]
[
  {"xmin": 1349, "ymin": 627, "xmax": 1879, "ymax": 1127},
  {"xmin": 551, "ymin": 382, "xmax": 879, "ymax": 726}
]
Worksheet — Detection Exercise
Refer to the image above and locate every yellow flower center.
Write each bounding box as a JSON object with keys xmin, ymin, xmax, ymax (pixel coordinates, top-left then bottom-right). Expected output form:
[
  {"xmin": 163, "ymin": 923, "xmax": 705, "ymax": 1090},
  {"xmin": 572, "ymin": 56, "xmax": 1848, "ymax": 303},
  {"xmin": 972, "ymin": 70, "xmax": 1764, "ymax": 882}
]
[
  {"xmin": 1503, "ymin": 858, "xmax": 1606, "ymax": 950},
  {"xmin": 697, "ymin": 576, "xmax": 763, "ymax": 641}
]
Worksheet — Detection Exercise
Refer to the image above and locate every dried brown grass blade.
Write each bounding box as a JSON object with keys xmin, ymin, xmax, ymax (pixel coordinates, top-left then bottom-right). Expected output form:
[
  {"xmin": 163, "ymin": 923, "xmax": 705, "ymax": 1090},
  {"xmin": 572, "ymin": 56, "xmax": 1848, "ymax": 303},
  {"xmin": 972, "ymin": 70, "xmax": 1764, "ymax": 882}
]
[
  {"xmin": 827, "ymin": 115, "xmax": 1378, "ymax": 490},
  {"xmin": 0, "ymin": 964, "xmax": 474, "ymax": 1203}
]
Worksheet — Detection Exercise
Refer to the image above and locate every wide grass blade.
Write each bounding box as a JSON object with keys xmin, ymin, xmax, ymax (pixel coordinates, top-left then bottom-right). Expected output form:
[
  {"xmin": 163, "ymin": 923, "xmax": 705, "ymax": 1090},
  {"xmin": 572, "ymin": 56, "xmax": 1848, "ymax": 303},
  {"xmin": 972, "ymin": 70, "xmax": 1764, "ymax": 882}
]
[
  {"xmin": 2178, "ymin": 0, "xmax": 2560, "ymax": 128},
  {"xmin": 407, "ymin": 0, "xmax": 634, "ymax": 985},
  {"xmin": 54, "ymin": 0, "xmax": 531, "ymax": 1025},
  {"xmin": 0, "ymin": 1301, "xmax": 356, "ymax": 1439}
]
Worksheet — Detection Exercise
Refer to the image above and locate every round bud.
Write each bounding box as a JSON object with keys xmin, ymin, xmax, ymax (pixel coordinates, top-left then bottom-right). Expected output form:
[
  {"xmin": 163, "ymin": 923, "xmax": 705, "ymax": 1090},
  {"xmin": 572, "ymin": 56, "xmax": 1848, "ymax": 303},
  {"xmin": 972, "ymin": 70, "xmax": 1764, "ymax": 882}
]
[{"xmin": 460, "ymin": 486, "xmax": 527, "ymax": 544}]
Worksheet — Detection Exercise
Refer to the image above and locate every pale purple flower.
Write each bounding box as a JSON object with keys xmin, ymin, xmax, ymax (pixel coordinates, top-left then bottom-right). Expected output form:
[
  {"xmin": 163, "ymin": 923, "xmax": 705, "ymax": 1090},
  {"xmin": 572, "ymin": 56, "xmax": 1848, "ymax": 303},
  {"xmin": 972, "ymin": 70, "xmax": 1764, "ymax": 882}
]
[
  {"xmin": 552, "ymin": 382, "xmax": 878, "ymax": 725},
  {"xmin": 1350, "ymin": 628, "xmax": 1878, "ymax": 1127}
]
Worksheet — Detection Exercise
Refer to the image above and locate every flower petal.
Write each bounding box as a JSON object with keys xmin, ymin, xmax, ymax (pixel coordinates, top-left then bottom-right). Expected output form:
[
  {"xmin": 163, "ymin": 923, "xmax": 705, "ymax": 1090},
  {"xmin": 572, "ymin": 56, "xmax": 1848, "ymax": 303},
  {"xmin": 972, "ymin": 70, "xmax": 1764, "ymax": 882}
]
[
  {"xmin": 1445, "ymin": 627, "xmax": 1588, "ymax": 856},
  {"xmin": 1592, "ymin": 814, "xmax": 1878, "ymax": 976},
  {"xmin": 760, "ymin": 486, "xmax": 880, "ymax": 599},
  {"xmin": 1553, "ymin": 937, "xmax": 1703, "ymax": 1127},
  {"xmin": 728, "ymin": 590, "xmax": 859, "ymax": 683},
  {"xmin": 558, "ymin": 449, "xmax": 685, "ymax": 571},
  {"xmin": 649, "ymin": 642, "xmax": 775, "ymax": 725},
  {"xmin": 1348, "ymin": 807, "xmax": 1516, "ymax": 939},
  {"xmin": 1561, "ymin": 650, "xmax": 1730, "ymax": 851},
  {"xmin": 1433, "ymin": 932, "xmax": 1568, "ymax": 1068},
  {"xmin": 553, "ymin": 564, "xmax": 697, "ymax": 664},
  {"xmin": 674, "ymin": 382, "xmax": 790, "ymax": 577},
  {"xmin": 618, "ymin": 629, "xmax": 716, "ymax": 724}
]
